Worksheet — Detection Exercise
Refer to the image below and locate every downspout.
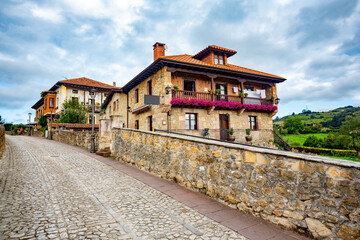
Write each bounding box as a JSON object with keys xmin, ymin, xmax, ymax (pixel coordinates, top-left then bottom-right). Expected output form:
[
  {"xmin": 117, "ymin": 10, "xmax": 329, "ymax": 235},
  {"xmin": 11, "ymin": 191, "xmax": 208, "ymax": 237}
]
[{"xmin": 126, "ymin": 92, "xmax": 129, "ymax": 128}]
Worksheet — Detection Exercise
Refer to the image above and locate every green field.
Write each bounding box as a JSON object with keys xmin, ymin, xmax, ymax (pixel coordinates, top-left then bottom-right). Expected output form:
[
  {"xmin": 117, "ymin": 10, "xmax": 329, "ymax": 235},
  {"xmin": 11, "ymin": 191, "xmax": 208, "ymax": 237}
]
[
  {"xmin": 323, "ymin": 155, "xmax": 360, "ymax": 163},
  {"xmin": 282, "ymin": 133, "xmax": 328, "ymax": 146}
]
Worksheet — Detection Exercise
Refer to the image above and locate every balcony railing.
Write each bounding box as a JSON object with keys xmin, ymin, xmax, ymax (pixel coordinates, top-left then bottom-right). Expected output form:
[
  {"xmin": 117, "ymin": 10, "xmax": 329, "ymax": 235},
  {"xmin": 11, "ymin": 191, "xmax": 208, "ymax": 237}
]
[{"xmin": 172, "ymin": 90, "xmax": 272, "ymax": 106}]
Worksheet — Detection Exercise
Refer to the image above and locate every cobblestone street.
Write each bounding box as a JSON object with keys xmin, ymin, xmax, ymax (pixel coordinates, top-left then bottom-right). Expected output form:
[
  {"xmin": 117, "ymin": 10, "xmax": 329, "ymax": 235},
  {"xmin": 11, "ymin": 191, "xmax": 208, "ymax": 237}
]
[{"xmin": 0, "ymin": 136, "xmax": 248, "ymax": 239}]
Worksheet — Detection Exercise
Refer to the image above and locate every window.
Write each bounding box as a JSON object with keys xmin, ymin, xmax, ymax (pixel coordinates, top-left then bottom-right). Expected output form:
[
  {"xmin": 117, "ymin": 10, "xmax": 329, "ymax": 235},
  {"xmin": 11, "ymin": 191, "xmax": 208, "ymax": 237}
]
[
  {"xmin": 183, "ymin": 80, "xmax": 196, "ymax": 92},
  {"xmin": 148, "ymin": 116, "xmax": 153, "ymax": 131},
  {"xmin": 214, "ymin": 54, "xmax": 224, "ymax": 65},
  {"xmin": 135, "ymin": 89, "xmax": 139, "ymax": 103},
  {"xmin": 45, "ymin": 99, "xmax": 47, "ymax": 110},
  {"xmin": 245, "ymin": 86, "xmax": 254, "ymax": 91},
  {"xmin": 72, "ymin": 89, "xmax": 78, "ymax": 94},
  {"xmin": 185, "ymin": 113, "xmax": 197, "ymax": 130},
  {"xmin": 113, "ymin": 101, "xmax": 116, "ymax": 112},
  {"xmin": 135, "ymin": 120, "xmax": 139, "ymax": 129},
  {"xmin": 49, "ymin": 98, "xmax": 54, "ymax": 108},
  {"xmin": 89, "ymin": 116, "xmax": 95, "ymax": 124},
  {"xmin": 249, "ymin": 116, "xmax": 257, "ymax": 130},
  {"xmin": 147, "ymin": 80, "xmax": 152, "ymax": 95},
  {"xmin": 104, "ymin": 93, "xmax": 108, "ymax": 97}
]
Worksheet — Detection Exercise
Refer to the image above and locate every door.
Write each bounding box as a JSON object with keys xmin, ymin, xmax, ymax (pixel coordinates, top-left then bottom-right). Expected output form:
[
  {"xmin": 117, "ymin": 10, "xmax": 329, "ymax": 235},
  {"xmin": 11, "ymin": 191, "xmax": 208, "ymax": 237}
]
[
  {"xmin": 183, "ymin": 79, "xmax": 196, "ymax": 98},
  {"xmin": 219, "ymin": 114, "xmax": 229, "ymax": 140},
  {"xmin": 216, "ymin": 83, "xmax": 227, "ymax": 101}
]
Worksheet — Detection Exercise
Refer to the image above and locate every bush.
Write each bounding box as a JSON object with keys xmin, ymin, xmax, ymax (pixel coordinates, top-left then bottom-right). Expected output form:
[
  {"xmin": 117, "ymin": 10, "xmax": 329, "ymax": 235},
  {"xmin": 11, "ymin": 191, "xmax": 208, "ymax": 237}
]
[
  {"xmin": 293, "ymin": 146, "xmax": 357, "ymax": 157},
  {"xmin": 3, "ymin": 123, "xmax": 13, "ymax": 131},
  {"xmin": 303, "ymin": 135, "xmax": 323, "ymax": 148}
]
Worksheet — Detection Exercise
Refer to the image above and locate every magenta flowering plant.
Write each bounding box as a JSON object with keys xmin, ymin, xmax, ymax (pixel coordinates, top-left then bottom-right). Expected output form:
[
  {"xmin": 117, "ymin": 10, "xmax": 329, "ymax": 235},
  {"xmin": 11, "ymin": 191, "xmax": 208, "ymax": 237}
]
[{"xmin": 170, "ymin": 98, "xmax": 277, "ymax": 112}]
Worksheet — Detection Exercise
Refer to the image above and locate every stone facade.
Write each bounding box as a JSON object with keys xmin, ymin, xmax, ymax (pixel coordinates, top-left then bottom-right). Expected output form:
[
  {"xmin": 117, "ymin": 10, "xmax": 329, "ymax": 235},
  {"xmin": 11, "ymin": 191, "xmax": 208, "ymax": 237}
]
[
  {"xmin": 111, "ymin": 128, "xmax": 360, "ymax": 239},
  {"xmin": 52, "ymin": 129, "xmax": 99, "ymax": 151},
  {"xmin": 102, "ymin": 66, "xmax": 277, "ymax": 148},
  {"xmin": 0, "ymin": 125, "xmax": 5, "ymax": 158}
]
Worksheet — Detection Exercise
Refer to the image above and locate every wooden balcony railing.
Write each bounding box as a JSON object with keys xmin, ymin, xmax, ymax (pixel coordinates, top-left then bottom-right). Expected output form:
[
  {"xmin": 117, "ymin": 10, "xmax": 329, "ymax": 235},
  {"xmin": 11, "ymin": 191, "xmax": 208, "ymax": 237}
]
[{"xmin": 172, "ymin": 90, "xmax": 272, "ymax": 106}]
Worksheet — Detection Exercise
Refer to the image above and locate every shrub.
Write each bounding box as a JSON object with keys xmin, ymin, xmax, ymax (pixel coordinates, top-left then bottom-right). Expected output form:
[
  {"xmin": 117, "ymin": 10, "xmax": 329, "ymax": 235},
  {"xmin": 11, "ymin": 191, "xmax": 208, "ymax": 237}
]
[
  {"xmin": 303, "ymin": 135, "xmax": 323, "ymax": 148},
  {"xmin": 293, "ymin": 146, "xmax": 357, "ymax": 157}
]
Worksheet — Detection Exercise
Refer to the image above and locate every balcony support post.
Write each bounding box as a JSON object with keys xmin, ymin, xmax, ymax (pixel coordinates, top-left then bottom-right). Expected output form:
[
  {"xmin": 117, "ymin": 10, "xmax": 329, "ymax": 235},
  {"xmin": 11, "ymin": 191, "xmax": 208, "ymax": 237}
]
[{"xmin": 240, "ymin": 81, "xmax": 244, "ymax": 105}]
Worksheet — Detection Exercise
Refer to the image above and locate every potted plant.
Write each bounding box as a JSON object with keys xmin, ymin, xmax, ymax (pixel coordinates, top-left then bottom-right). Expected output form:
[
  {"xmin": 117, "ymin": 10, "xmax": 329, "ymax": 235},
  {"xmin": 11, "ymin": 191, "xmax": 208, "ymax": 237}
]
[
  {"xmin": 244, "ymin": 93, "xmax": 248, "ymax": 98},
  {"xmin": 245, "ymin": 128, "xmax": 252, "ymax": 142},
  {"xmin": 238, "ymin": 92, "xmax": 244, "ymax": 97},
  {"xmin": 227, "ymin": 128, "xmax": 235, "ymax": 141},
  {"xmin": 173, "ymin": 85, "xmax": 179, "ymax": 90},
  {"xmin": 215, "ymin": 89, "xmax": 220, "ymax": 95},
  {"xmin": 208, "ymin": 89, "xmax": 214, "ymax": 94}
]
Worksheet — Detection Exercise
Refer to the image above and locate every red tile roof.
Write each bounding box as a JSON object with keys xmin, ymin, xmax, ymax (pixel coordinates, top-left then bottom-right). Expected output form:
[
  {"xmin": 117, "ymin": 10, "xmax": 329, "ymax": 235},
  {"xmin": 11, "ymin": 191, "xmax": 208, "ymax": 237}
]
[
  {"xmin": 160, "ymin": 54, "xmax": 285, "ymax": 79},
  {"xmin": 194, "ymin": 45, "xmax": 237, "ymax": 59},
  {"xmin": 59, "ymin": 77, "xmax": 114, "ymax": 89}
]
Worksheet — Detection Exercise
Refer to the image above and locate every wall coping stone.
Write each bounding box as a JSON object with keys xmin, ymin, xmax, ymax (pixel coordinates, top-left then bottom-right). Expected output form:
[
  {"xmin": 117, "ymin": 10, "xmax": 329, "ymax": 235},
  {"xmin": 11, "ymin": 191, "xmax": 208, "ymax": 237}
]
[{"xmin": 114, "ymin": 128, "xmax": 360, "ymax": 169}]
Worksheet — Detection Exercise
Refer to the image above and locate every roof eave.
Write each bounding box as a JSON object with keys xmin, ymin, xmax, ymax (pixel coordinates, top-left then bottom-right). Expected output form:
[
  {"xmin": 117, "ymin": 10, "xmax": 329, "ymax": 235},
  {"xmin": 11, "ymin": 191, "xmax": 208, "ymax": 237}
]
[{"xmin": 122, "ymin": 58, "xmax": 286, "ymax": 93}]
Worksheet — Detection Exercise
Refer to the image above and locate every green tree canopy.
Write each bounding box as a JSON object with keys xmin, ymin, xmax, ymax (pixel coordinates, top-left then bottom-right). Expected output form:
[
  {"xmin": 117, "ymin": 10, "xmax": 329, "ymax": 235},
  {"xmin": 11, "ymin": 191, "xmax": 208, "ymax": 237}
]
[
  {"xmin": 340, "ymin": 116, "xmax": 360, "ymax": 157},
  {"xmin": 303, "ymin": 135, "xmax": 323, "ymax": 148},
  {"xmin": 283, "ymin": 116, "xmax": 304, "ymax": 134},
  {"xmin": 38, "ymin": 115, "xmax": 48, "ymax": 128},
  {"xmin": 58, "ymin": 99, "xmax": 87, "ymax": 124}
]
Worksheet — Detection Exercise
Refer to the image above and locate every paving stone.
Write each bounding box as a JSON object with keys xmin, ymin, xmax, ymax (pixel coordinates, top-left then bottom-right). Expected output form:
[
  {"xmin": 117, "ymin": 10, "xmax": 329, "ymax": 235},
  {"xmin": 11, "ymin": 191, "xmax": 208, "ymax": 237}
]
[{"xmin": 0, "ymin": 136, "xmax": 248, "ymax": 239}]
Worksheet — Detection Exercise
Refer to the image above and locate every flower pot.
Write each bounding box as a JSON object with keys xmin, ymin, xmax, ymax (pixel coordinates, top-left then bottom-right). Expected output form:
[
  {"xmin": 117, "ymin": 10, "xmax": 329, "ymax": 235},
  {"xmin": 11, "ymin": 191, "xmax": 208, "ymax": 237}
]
[
  {"xmin": 228, "ymin": 135, "xmax": 235, "ymax": 141},
  {"xmin": 245, "ymin": 135, "xmax": 252, "ymax": 142}
]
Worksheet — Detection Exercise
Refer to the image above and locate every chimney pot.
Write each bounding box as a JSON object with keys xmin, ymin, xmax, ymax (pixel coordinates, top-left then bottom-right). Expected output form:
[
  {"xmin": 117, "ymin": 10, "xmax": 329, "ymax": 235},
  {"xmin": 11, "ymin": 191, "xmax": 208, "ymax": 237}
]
[
  {"xmin": 113, "ymin": 82, "xmax": 116, "ymax": 87},
  {"xmin": 153, "ymin": 42, "xmax": 166, "ymax": 61}
]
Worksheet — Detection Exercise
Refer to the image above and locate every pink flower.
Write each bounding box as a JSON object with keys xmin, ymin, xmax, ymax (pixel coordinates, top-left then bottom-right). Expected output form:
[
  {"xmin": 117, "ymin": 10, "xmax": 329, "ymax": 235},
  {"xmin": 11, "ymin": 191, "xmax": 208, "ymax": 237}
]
[{"xmin": 170, "ymin": 98, "xmax": 276, "ymax": 112}]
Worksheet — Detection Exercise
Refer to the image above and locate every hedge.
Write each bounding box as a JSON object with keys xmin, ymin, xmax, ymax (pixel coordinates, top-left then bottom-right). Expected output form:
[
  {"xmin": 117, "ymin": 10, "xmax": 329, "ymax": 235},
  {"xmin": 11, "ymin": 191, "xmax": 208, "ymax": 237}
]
[{"xmin": 293, "ymin": 146, "xmax": 357, "ymax": 157}]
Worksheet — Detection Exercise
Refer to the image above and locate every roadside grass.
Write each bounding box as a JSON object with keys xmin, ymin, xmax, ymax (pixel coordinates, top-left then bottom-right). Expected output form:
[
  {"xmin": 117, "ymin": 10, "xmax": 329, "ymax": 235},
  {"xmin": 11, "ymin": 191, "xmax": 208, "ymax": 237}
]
[
  {"xmin": 282, "ymin": 133, "xmax": 328, "ymax": 146},
  {"xmin": 321, "ymin": 155, "xmax": 360, "ymax": 163}
]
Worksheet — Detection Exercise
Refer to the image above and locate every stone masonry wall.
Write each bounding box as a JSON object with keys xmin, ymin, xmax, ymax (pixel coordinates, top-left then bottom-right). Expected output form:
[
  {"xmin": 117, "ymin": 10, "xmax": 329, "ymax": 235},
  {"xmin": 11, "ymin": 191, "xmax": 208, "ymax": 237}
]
[
  {"xmin": 111, "ymin": 128, "xmax": 360, "ymax": 239},
  {"xmin": 0, "ymin": 125, "xmax": 5, "ymax": 158},
  {"xmin": 52, "ymin": 129, "xmax": 99, "ymax": 151}
]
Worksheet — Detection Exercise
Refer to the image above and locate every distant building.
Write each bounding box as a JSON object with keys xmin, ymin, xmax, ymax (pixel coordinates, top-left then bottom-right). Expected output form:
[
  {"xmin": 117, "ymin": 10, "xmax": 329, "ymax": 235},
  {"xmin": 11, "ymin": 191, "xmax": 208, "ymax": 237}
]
[{"xmin": 32, "ymin": 77, "xmax": 115, "ymax": 125}]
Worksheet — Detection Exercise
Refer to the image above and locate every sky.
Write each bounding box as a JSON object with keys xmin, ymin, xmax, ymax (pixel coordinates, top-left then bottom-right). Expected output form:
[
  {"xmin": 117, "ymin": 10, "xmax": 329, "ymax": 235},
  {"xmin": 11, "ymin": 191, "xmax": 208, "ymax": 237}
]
[{"xmin": 0, "ymin": 0, "xmax": 360, "ymax": 124}]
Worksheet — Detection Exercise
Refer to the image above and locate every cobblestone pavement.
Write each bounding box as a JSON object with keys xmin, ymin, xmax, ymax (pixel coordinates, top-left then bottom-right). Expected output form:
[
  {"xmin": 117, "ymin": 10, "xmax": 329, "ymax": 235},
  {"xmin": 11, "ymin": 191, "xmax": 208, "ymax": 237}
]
[{"xmin": 0, "ymin": 136, "xmax": 248, "ymax": 240}]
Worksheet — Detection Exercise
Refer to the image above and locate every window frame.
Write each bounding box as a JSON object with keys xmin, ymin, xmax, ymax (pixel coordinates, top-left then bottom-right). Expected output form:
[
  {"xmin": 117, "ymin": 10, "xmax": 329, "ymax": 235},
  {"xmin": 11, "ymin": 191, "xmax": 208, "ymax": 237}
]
[
  {"xmin": 185, "ymin": 113, "xmax": 197, "ymax": 130},
  {"xmin": 183, "ymin": 79, "xmax": 196, "ymax": 92},
  {"xmin": 214, "ymin": 54, "xmax": 224, "ymax": 65},
  {"xmin": 135, "ymin": 89, "xmax": 139, "ymax": 103},
  {"xmin": 147, "ymin": 80, "xmax": 152, "ymax": 95},
  {"xmin": 249, "ymin": 116, "xmax": 257, "ymax": 130}
]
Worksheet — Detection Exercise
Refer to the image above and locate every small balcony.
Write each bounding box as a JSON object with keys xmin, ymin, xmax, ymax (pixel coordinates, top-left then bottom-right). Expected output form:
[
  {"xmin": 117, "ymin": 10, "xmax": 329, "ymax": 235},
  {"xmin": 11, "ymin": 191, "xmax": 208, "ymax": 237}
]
[{"xmin": 172, "ymin": 90, "xmax": 273, "ymax": 106}]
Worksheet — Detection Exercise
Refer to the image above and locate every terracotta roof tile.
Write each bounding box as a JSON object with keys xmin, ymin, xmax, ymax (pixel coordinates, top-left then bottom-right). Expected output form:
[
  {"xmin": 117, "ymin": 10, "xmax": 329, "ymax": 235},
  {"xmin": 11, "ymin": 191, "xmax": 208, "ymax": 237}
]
[
  {"xmin": 160, "ymin": 54, "xmax": 285, "ymax": 79},
  {"xmin": 59, "ymin": 77, "xmax": 114, "ymax": 89}
]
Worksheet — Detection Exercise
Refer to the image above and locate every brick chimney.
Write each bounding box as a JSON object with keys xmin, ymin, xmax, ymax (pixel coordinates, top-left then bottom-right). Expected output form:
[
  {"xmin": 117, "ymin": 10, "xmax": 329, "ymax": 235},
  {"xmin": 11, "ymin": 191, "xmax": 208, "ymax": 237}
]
[{"xmin": 153, "ymin": 42, "xmax": 165, "ymax": 61}]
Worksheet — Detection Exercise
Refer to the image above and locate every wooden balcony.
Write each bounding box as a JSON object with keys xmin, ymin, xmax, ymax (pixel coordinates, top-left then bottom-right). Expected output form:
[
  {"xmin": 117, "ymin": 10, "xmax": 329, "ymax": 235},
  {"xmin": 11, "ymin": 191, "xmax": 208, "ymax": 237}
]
[{"xmin": 172, "ymin": 90, "xmax": 272, "ymax": 106}]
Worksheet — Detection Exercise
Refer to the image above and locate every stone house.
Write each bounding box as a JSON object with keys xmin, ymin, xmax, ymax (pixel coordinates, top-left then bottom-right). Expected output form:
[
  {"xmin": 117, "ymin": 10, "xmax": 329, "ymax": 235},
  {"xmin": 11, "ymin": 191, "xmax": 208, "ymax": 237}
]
[
  {"xmin": 100, "ymin": 43, "xmax": 286, "ymax": 148},
  {"xmin": 32, "ymin": 77, "xmax": 115, "ymax": 125}
]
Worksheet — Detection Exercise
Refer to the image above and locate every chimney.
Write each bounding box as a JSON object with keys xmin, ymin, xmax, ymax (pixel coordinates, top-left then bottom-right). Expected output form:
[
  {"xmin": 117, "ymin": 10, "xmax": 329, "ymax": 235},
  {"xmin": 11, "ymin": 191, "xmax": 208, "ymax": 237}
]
[
  {"xmin": 113, "ymin": 82, "xmax": 116, "ymax": 87},
  {"xmin": 153, "ymin": 42, "xmax": 166, "ymax": 61}
]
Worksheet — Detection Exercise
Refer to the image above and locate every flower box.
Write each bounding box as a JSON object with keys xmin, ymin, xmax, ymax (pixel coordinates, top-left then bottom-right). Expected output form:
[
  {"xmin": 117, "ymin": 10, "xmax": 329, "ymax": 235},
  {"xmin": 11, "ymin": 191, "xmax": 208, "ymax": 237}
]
[{"xmin": 170, "ymin": 98, "xmax": 277, "ymax": 112}]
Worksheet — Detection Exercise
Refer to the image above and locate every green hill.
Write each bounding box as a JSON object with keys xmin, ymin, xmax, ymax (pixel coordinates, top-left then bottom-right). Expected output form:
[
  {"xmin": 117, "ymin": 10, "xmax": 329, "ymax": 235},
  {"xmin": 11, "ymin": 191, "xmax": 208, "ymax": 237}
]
[{"xmin": 274, "ymin": 106, "xmax": 360, "ymax": 128}]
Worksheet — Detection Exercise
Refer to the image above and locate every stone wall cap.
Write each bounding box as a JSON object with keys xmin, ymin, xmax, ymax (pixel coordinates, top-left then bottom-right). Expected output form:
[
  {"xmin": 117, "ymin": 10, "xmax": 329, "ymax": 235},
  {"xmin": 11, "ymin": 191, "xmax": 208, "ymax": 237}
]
[{"xmin": 113, "ymin": 128, "xmax": 360, "ymax": 169}]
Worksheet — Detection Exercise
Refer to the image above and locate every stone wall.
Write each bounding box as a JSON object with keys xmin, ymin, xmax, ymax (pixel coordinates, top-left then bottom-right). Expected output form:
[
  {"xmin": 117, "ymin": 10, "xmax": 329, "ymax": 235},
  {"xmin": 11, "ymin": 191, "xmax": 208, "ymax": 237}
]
[
  {"xmin": 31, "ymin": 130, "xmax": 44, "ymax": 138},
  {"xmin": 0, "ymin": 125, "xmax": 5, "ymax": 158},
  {"xmin": 52, "ymin": 129, "xmax": 99, "ymax": 151},
  {"xmin": 111, "ymin": 128, "xmax": 360, "ymax": 239}
]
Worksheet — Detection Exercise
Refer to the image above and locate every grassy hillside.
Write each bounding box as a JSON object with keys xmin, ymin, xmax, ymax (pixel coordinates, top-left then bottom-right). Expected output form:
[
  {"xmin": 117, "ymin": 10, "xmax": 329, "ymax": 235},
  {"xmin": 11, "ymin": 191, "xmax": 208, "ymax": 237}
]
[
  {"xmin": 274, "ymin": 106, "xmax": 360, "ymax": 127},
  {"xmin": 283, "ymin": 133, "xmax": 328, "ymax": 146}
]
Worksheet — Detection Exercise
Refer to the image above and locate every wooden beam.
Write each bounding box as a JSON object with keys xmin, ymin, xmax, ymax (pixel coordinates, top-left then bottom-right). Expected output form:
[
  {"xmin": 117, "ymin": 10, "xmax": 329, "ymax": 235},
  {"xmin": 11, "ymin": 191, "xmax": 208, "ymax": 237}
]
[{"xmin": 166, "ymin": 67, "xmax": 274, "ymax": 86}]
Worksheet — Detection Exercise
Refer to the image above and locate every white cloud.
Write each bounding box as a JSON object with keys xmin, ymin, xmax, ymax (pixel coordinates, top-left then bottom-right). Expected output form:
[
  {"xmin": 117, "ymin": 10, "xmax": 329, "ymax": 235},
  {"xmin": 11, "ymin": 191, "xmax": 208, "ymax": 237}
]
[{"xmin": 31, "ymin": 6, "xmax": 63, "ymax": 23}]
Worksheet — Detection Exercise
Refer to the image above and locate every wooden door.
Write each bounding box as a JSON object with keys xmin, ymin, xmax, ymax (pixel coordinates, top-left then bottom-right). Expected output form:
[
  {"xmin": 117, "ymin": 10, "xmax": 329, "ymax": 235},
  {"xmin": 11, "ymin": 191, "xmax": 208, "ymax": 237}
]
[{"xmin": 219, "ymin": 114, "xmax": 229, "ymax": 140}]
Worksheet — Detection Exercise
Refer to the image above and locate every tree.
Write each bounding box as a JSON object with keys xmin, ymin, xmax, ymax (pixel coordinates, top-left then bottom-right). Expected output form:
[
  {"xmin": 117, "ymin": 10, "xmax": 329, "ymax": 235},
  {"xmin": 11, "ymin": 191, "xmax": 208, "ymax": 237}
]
[
  {"xmin": 58, "ymin": 99, "xmax": 87, "ymax": 123},
  {"xmin": 340, "ymin": 116, "xmax": 360, "ymax": 157},
  {"xmin": 0, "ymin": 115, "xmax": 4, "ymax": 124},
  {"xmin": 283, "ymin": 116, "xmax": 304, "ymax": 134},
  {"xmin": 38, "ymin": 115, "xmax": 48, "ymax": 128},
  {"xmin": 303, "ymin": 135, "xmax": 323, "ymax": 148}
]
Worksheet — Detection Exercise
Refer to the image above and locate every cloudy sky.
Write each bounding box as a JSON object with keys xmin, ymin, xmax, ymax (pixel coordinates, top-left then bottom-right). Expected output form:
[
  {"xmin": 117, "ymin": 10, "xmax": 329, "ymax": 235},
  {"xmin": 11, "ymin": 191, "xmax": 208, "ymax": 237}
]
[{"xmin": 1, "ymin": 0, "xmax": 359, "ymax": 123}]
